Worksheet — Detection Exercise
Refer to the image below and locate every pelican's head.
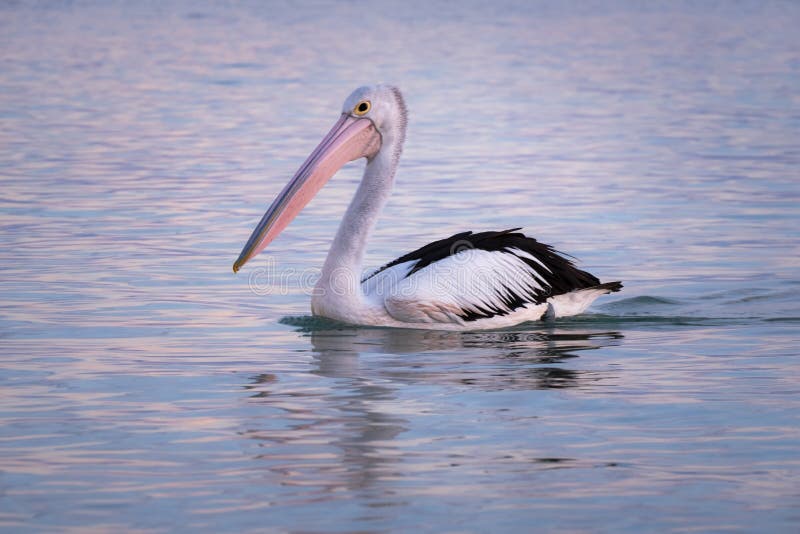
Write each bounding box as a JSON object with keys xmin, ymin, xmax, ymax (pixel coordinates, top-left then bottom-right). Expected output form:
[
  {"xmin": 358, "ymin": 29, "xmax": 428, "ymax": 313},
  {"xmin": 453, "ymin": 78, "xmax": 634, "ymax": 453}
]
[
  {"xmin": 233, "ymin": 84, "xmax": 407, "ymax": 273},
  {"xmin": 341, "ymin": 84, "xmax": 407, "ymax": 158}
]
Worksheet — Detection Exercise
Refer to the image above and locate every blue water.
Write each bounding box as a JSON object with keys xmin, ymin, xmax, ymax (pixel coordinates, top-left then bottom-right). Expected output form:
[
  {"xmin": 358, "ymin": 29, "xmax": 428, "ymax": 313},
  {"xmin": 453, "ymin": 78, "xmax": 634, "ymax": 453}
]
[{"xmin": 1, "ymin": 1, "xmax": 800, "ymax": 531}]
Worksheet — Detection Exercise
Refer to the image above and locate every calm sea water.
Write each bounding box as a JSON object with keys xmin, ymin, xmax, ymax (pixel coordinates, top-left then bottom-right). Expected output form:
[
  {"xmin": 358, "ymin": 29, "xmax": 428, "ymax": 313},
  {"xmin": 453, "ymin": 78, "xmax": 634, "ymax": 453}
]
[{"xmin": 2, "ymin": 1, "xmax": 800, "ymax": 532}]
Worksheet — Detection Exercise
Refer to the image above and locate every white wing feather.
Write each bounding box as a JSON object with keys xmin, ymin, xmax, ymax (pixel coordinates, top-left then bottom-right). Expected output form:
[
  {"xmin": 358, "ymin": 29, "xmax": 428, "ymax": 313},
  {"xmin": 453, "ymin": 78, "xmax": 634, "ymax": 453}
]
[{"xmin": 380, "ymin": 248, "xmax": 546, "ymax": 324}]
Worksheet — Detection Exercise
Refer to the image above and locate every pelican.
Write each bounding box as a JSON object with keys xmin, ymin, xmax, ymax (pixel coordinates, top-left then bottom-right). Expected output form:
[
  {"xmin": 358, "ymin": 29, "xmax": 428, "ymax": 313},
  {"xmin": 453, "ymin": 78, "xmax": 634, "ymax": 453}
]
[{"xmin": 234, "ymin": 85, "xmax": 621, "ymax": 330}]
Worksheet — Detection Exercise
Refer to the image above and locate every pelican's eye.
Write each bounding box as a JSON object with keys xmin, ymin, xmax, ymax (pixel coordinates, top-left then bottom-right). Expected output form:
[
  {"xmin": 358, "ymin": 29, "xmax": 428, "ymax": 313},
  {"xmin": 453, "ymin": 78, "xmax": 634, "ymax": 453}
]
[{"xmin": 353, "ymin": 100, "xmax": 371, "ymax": 116}]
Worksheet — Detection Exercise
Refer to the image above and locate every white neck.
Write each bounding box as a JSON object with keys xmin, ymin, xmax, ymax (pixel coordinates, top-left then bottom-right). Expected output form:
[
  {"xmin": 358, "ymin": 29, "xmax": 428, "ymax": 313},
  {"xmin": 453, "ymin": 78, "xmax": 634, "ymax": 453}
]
[
  {"xmin": 312, "ymin": 86, "xmax": 407, "ymax": 320},
  {"xmin": 313, "ymin": 147, "xmax": 399, "ymax": 313}
]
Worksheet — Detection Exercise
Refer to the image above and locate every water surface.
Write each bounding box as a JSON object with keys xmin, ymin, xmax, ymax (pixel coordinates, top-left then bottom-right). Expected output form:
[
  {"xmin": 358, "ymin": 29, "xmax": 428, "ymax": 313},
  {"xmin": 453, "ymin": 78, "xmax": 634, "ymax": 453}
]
[{"xmin": 1, "ymin": 1, "xmax": 799, "ymax": 532}]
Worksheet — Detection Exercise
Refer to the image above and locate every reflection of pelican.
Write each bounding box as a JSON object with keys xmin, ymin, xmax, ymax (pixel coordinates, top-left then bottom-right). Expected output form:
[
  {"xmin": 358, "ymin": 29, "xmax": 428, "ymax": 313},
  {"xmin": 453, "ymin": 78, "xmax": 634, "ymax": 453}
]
[
  {"xmin": 241, "ymin": 325, "xmax": 622, "ymax": 495},
  {"xmin": 234, "ymin": 85, "xmax": 622, "ymax": 330},
  {"xmin": 307, "ymin": 325, "xmax": 623, "ymax": 391},
  {"xmin": 246, "ymin": 330, "xmax": 409, "ymax": 494}
]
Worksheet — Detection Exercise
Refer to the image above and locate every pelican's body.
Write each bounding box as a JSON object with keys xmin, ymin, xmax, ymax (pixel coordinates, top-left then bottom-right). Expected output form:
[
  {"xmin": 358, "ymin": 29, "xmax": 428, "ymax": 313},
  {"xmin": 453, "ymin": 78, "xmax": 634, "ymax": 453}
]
[{"xmin": 234, "ymin": 85, "xmax": 621, "ymax": 331}]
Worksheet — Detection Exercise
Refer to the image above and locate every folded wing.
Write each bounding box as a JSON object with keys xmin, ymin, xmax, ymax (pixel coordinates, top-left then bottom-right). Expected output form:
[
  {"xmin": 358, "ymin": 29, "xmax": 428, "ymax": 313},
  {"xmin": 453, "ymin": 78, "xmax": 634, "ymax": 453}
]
[{"xmin": 362, "ymin": 229, "xmax": 619, "ymax": 325}]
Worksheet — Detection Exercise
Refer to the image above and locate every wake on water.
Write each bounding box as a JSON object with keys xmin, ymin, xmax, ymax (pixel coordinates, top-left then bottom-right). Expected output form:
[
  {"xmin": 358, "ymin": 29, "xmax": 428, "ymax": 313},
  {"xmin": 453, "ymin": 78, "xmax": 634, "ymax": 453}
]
[{"xmin": 280, "ymin": 287, "xmax": 800, "ymax": 333}]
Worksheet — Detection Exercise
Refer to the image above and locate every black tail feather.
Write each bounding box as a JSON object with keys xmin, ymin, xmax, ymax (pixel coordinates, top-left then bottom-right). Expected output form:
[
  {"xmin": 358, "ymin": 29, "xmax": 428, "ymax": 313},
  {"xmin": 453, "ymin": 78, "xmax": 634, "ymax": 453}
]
[{"xmin": 593, "ymin": 281, "xmax": 623, "ymax": 293}]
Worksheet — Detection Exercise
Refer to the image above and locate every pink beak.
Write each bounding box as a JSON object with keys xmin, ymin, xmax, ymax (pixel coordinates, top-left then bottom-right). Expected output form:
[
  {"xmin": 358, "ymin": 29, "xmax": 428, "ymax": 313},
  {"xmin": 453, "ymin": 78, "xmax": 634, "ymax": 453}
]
[{"xmin": 233, "ymin": 114, "xmax": 381, "ymax": 273}]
